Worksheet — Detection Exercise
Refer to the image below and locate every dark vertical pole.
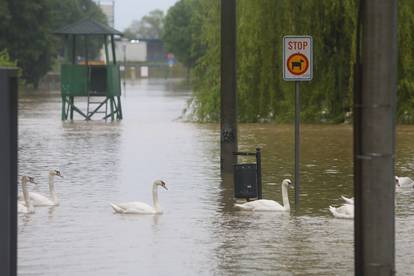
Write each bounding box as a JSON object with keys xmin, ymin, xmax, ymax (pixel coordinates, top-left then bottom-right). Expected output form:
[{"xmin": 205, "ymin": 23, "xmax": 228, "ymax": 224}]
[
  {"xmin": 117, "ymin": 96, "xmax": 123, "ymax": 119},
  {"xmin": 84, "ymin": 35, "xmax": 89, "ymax": 66},
  {"xmin": 72, "ymin": 35, "xmax": 76, "ymax": 64},
  {"xmin": 104, "ymin": 35, "xmax": 110, "ymax": 64},
  {"xmin": 111, "ymin": 35, "xmax": 117, "ymax": 64},
  {"xmin": 0, "ymin": 68, "xmax": 18, "ymax": 276},
  {"xmin": 220, "ymin": 0, "xmax": 237, "ymax": 176},
  {"xmin": 354, "ymin": 0, "xmax": 364, "ymax": 272},
  {"xmin": 61, "ymin": 97, "xmax": 66, "ymax": 121},
  {"xmin": 110, "ymin": 98, "xmax": 115, "ymax": 121},
  {"xmin": 63, "ymin": 35, "xmax": 69, "ymax": 61},
  {"xmin": 356, "ymin": 0, "xmax": 397, "ymax": 275},
  {"xmin": 70, "ymin": 97, "xmax": 74, "ymax": 120},
  {"xmin": 122, "ymin": 41, "xmax": 127, "ymax": 96},
  {"xmin": 295, "ymin": 81, "xmax": 300, "ymax": 209},
  {"xmin": 256, "ymin": 148, "xmax": 262, "ymax": 199}
]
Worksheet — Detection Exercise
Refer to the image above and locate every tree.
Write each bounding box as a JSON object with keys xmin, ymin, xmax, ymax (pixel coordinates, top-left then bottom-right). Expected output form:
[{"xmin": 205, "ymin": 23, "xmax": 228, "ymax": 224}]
[
  {"xmin": 0, "ymin": 1, "xmax": 11, "ymax": 43},
  {"xmin": 163, "ymin": 0, "xmax": 202, "ymax": 70},
  {"xmin": 0, "ymin": 0, "xmax": 106, "ymax": 88},
  {"xmin": 397, "ymin": 0, "xmax": 414, "ymax": 123},
  {"xmin": 124, "ymin": 9, "xmax": 164, "ymax": 39},
  {"xmin": 190, "ymin": 0, "xmax": 358, "ymax": 122},
  {"xmin": 2, "ymin": 0, "xmax": 55, "ymax": 88},
  {"xmin": 50, "ymin": 0, "xmax": 108, "ymax": 60},
  {"xmin": 0, "ymin": 50, "xmax": 18, "ymax": 67}
]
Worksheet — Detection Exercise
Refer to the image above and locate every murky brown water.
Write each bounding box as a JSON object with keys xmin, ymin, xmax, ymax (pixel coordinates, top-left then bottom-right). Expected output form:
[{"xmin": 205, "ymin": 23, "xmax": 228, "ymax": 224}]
[{"xmin": 18, "ymin": 79, "xmax": 414, "ymax": 275}]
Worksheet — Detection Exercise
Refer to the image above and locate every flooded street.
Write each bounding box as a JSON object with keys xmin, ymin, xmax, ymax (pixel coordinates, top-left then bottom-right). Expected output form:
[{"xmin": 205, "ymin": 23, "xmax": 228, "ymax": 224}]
[{"xmin": 18, "ymin": 79, "xmax": 414, "ymax": 275}]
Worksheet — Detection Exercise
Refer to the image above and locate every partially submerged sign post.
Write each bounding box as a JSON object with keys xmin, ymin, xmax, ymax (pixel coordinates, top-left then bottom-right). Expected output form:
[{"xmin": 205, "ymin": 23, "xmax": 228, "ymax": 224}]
[{"xmin": 283, "ymin": 35, "xmax": 313, "ymax": 209}]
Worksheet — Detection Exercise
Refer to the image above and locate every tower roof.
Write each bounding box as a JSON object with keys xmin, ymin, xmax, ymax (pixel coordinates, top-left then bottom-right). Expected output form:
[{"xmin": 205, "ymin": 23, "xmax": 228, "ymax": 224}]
[{"xmin": 54, "ymin": 18, "xmax": 122, "ymax": 36}]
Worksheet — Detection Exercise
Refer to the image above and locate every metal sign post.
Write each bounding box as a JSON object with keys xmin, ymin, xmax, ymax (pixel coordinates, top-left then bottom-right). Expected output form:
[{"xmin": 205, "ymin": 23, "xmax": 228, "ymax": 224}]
[
  {"xmin": 283, "ymin": 35, "xmax": 313, "ymax": 209},
  {"xmin": 294, "ymin": 81, "xmax": 300, "ymax": 208}
]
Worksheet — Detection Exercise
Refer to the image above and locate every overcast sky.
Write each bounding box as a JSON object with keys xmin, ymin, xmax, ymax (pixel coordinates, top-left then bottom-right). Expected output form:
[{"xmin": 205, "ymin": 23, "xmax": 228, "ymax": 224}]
[{"xmin": 113, "ymin": 0, "xmax": 178, "ymax": 31}]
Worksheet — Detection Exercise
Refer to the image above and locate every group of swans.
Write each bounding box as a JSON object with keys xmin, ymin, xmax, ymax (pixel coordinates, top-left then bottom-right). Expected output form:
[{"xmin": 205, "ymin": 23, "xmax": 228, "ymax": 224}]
[
  {"xmin": 16, "ymin": 167, "xmax": 412, "ymax": 217},
  {"xmin": 18, "ymin": 170, "xmax": 63, "ymax": 214},
  {"xmin": 329, "ymin": 176, "xmax": 414, "ymax": 219},
  {"xmin": 111, "ymin": 179, "xmax": 294, "ymax": 215}
]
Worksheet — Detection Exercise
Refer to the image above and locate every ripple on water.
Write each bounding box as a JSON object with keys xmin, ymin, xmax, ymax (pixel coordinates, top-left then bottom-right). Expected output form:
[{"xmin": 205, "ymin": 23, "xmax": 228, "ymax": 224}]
[{"xmin": 17, "ymin": 81, "xmax": 414, "ymax": 275}]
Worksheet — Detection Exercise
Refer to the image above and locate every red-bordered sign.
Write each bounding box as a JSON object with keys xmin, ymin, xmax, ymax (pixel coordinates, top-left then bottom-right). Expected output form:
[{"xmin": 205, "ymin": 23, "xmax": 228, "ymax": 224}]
[
  {"xmin": 287, "ymin": 53, "xmax": 309, "ymax": 75},
  {"xmin": 283, "ymin": 36, "xmax": 313, "ymax": 81}
]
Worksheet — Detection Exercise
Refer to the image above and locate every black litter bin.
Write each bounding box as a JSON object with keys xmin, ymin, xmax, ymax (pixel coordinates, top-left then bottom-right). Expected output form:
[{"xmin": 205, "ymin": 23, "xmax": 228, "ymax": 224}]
[
  {"xmin": 233, "ymin": 148, "xmax": 262, "ymax": 199},
  {"xmin": 234, "ymin": 163, "xmax": 258, "ymax": 198}
]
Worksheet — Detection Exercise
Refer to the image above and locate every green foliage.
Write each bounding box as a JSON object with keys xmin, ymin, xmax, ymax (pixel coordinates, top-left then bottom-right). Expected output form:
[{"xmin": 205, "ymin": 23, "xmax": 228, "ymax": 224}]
[
  {"xmin": 0, "ymin": 0, "xmax": 106, "ymax": 89},
  {"xmin": 398, "ymin": 0, "xmax": 414, "ymax": 123},
  {"xmin": 50, "ymin": 0, "xmax": 108, "ymax": 61},
  {"xmin": 188, "ymin": 0, "xmax": 413, "ymax": 123},
  {"xmin": 190, "ymin": 0, "xmax": 220, "ymax": 121},
  {"xmin": 0, "ymin": 49, "xmax": 17, "ymax": 67},
  {"xmin": 1, "ymin": 0, "xmax": 55, "ymax": 88},
  {"xmin": 163, "ymin": 0, "xmax": 204, "ymax": 70},
  {"xmin": 124, "ymin": 10, "xmax": 164, "ymax": 40},
  {"xmin": 49, "ymin": 0, "xmax": 106, "ymax": 30}
]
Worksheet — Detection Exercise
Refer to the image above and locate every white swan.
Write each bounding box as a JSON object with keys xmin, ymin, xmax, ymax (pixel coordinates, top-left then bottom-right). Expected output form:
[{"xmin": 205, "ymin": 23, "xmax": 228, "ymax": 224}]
[
  {"xmin": 396, "ymin": 176, "xmax": 414, "ymax": 188},
  {"xmin": 341, "ymin": 195, "xmax": 354, "ymax": 205},
  {"xmin": 329, "ymin": 203, "xmax": 354, "ymax": 219},
  {"xmin": 18, "ymin": 176, "xmax": 36, "ymax": 214},
  {"xmin": 340, "ymin": 176, "xmax": 404, "ymax": 204},
  {"xmin": 18, "ymin": 170, "xmax": 63, "ymax": 206},
  {"xmin": 234, "ymin": 179, "xmax": 293, "ymax": 211},
  {"xmin": 110, "ymin": 180, "xmax": 168, "ymax": 214}
]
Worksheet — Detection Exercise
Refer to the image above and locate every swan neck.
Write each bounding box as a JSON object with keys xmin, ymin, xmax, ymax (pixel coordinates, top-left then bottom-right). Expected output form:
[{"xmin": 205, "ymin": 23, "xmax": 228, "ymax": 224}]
[
  {"xmin": 48, "ymin": 174, "xmax": 58, "ymax": 204},
  {"xmin": 282, "ymin": 184, "xmax": 290, "ymax": 210},
  {"xmin": 152, "ymin": 183, "xmax": 161, "ymax": 212},
  {"xmin": 22, "ymin": 179, "xmax": 34, "ymax": 212}
]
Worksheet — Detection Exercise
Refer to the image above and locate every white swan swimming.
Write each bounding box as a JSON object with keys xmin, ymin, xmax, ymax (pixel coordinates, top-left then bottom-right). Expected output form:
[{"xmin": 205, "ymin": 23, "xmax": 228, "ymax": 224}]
[
  {"xmin": 341, "ymin": 195, "xmax": 354, "ymax": 205},
  {"xmin": 329, "ymin": 203, "xmax": 354, "ymax": 219},
  {"xmin": 110, "ymin": 180, "xmax": 168, "ymax": 214},
  {"xmin": 234, "ymin": 179, "xmax": 293, "ymax": 211},
  {"xmin": 340, "ymin": 176, "xmax": 404, "ymax": 204},
  {"xmin": 18, "ymin": 170, "xmax": 63, "ymax": 206},
  {"xmin": 18, "ymin": 176, "xmax": 36, "ymax": 214},
  {"xmin": 396, "ymin": 176, "xmax": 414, "ymax": 188}
]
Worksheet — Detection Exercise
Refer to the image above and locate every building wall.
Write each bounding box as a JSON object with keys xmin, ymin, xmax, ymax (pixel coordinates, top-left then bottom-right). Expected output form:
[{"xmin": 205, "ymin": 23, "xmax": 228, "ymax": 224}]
[
  {"xmin": 115, "ymin": 41, "xmax": 147, "ymax": 62},
  {"xmin": 145, "ymin": 40, "xmax": 165, "ymax": 62},
  {"xmin": 97, "ymin": 1, "xmax": 115, "ymax": 27}
]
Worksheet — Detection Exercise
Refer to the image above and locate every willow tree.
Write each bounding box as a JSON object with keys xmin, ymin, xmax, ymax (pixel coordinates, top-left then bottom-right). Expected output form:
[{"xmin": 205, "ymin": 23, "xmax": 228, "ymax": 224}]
[
  {"xmin": 190, "ymin": 0, "xmax": 413, "ymax": 123},
  {"xmin": 398, "ymin": 0, "xmax": 414, "ymax": 123}
]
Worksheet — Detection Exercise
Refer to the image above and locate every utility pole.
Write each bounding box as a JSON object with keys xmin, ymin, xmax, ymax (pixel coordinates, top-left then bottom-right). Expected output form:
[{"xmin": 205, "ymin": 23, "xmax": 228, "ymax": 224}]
[
  {"xmin": 355, "ymin": 0, "xmax": 397, "ymax": 275},
  {"xmin": 220, "ymin": 0, "xmax": 237, "ymax": 176}
]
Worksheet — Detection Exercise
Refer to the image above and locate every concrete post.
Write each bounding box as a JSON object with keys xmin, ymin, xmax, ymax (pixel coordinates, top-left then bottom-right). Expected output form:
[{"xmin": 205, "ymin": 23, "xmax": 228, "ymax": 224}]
[
  {"xmin": 220, "ymin": 0, "xmax": 237, "ymax": 176},
  {"xmin": 355, "ymin": 0, "xmax": 397, "ymax": 274}
]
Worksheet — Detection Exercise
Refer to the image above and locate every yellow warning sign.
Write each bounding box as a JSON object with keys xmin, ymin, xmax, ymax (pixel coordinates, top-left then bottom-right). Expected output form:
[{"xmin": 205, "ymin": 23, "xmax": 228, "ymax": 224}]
[{"xmin": 287, "ymin": 53, "xmax": 309, "ymax": 76}]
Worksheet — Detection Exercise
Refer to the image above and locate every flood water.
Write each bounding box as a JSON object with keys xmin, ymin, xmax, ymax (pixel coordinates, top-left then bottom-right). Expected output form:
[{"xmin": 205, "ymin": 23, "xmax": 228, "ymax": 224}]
[{"xmin": 18, "ymin": 79, "xmax": 414, "ymax": 275}]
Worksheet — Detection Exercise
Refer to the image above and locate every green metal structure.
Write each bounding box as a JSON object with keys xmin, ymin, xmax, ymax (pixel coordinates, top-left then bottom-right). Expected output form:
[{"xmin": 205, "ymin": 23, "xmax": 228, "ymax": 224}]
[{"xmin": 55, "ymin": 19, "xmax": 123, "ymax": 120}]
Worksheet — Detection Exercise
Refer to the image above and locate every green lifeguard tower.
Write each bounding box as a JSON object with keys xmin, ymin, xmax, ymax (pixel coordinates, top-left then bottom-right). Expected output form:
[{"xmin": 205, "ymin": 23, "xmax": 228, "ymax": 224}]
[{"xmin": 55, "ymin": 19, "xmax": 123, "ymax": 121}]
